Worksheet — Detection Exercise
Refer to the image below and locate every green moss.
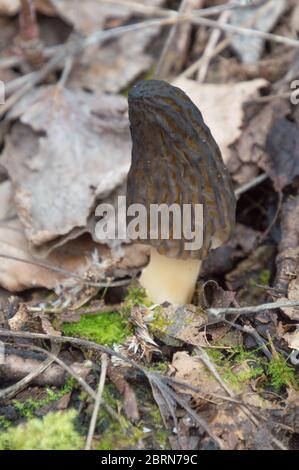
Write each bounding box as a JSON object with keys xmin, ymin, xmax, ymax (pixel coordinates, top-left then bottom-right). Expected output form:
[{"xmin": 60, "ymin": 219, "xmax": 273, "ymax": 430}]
[
  {"xmin": 95, "ymin": 387, "xmax": 143, "ymax": 450},
  {"xmin": 121, "ymin": 287, "xmax": 148, "ymax": 317},
  {"xmin": 0, "ymin": 416, "xmax": 10, "ymax": 430},
  {"xmin": 0, "ymin": 410, "xmax": 83, "ymax": 450},
  {"xmin": 149, "ymin": 361, "xmax": 169, "ymax": 373},
  {"xmin": 206, "ymin": 346, "xmax": 265, "ymax": 390},
  {"xmin": 207, "ymin": 345, "xmax": 298, "ymax": 392},
  {"xmin": 268, "ymin": 355, "xmax": 298, "ymax": 391},
  {"xmin": 147, "ymin": 406, "xmax": 168, "ymax": 449},
  {"xmin": 95, "ymin": 384, "xmax": 169, "ymax": 450},
  {"xmin": 259, "ymin": 269, "xmax": 271, "ymax": 286},
  {"xmin": 12, "ymin": 379, "xmax": 76, "ymax": 419},
  {"xmin": 249, "ymin": 269, "xmax": 271, "ymax": 288},
  {"xmin": 150, "ymin": 307, "xmax": 174, "ymax": 333},
  {"xmin": 62, "ymin": 311, "xmax": 130, "ymax": 346},
  {"xmin": 206, "ymin": 348, "xmax": 224, "ymax": 364},
  {"xmin": 97, "ymin": 422, "xmax": 145, "ymax": 451}
]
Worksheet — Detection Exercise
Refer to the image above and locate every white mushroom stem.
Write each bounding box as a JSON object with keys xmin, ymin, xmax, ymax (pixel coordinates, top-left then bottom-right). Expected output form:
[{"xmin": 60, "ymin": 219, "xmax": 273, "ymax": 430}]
[{"xmin": 139, "ymin": 247, "xmax": 202, "ymax": 305}]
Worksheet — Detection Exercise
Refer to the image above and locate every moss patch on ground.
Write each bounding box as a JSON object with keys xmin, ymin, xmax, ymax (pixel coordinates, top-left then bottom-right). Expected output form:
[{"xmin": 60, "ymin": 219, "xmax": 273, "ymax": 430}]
[
  {"xmin": 12, "ymin": 379, "xmax": 75, "ymax": 420},
  {"xmin": 62, "ymin": 311, "xmax": 130, "ymax": 346},
  {"xmin": 207, "ymin": 345, "xmax": 298, "ymax": 392},
  {"xmin": 0, "ymin": 410, "xmax": 83, "ymax": 450},
  {"xmin": 95, "ymin": 384, "xmax": 169, "ymax": 450}
]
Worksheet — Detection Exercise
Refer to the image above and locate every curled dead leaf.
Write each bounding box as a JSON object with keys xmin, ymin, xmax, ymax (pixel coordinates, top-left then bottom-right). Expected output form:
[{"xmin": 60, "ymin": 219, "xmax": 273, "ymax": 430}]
[
  {"xmin": 174, "ymin": 77, "xmax": 268, "ymax": 164},
  {"xmin": 2, "ymin": 86, "xmax": 131, "ymax": 247}
]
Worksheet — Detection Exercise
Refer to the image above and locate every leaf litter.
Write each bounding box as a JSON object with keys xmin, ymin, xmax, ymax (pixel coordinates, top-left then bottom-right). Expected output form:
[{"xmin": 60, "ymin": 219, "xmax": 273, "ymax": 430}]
[{"xmin": 0, "ymin": 0, "xmax": 298, "ymax": 451}]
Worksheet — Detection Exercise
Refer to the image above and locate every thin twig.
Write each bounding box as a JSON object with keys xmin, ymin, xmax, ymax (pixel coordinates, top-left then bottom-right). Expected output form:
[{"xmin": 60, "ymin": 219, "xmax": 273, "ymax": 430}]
[
  {"xmin": 196, "ymin": 347, "xmax": 234, "ymax": 397},
  {"xmin": 149, "ymin": 373, "xmax": 220, "ymax": 447},
  {"xmin": 0, "ymin": 344, "xmax": 60, "ymax": 401},
  {"xmin": 102, "ymin": 0, "xmax": 269, "ymax": 19},
  {"xmin": 0, "ymin": 253, "xmax": 131, "ymax": 288},
  {"xmin": 197, "ymin": 10, "xmax": 231, "ymax": 83},
  {"xmin": 1, "ymin": 4, "xmax": 298, "ymax": 118},
  {"xmin": 235, "ymin": 173, "xmax": 268, "ymax": 197},
  {"xmin": 177, "ymin": 0, "xmax": 279, "ymax": 80},
  {"xmin": 223, "ymin": 320, "xmax": 272, "ymax": 360},
  {"xmin": 0, "ymin": 328, "xmax": 146, "ymax": 374},
  {"xmin": 0, "ymin": 328, "xmax": 240, "ymax": 406},
  {"xmin": 0, "ymin": 45, "xmax": 61, "ymax": 70},
  {"xmin": 207, "ymin": 300, "xmax": 299, "ymax": 321},
  {"xmin": 0, "ymin": 47, "xmax": 67, "ymax": 118},
  {"xmin": 11, "ymin": 342, "xmax": 124, "ymax": 425},
  {"xmin": 85, "ymin": 353, "xmax": 108, "ymax": 451},
  {"xmin": 57, "ymin": 56, "xmax": 74, "ymax": 88},
  {"xmin": 195, "ymin": 347, "xmax": 260, "ymax": 427},
  {"xmin": 154, "ymin": 0, "xmax": 202, "ymax": 79}
]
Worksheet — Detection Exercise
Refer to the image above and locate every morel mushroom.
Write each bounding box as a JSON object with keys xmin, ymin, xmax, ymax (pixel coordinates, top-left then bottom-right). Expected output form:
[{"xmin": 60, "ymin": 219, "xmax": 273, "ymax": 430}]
[{"xmin": 127, "ymin": 80, "xmax": 236, "ymax": 305}]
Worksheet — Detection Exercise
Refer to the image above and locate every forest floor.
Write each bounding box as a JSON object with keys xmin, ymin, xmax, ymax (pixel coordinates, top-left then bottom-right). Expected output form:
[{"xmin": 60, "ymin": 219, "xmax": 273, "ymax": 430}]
[{"xmin": 0, "ymin": 0, "xmax": 298, "ymax": 451}]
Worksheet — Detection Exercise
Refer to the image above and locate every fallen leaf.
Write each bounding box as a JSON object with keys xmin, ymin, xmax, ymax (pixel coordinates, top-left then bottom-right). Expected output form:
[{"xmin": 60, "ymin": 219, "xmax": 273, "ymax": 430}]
[
  {"xmin": 291, "ymin": 3, "xmax": 299, "ymax": 33},
  {"xmin": 200, "ymin": 280, "xmax": 236, "ymax": 310},
  {"xmin": 174, "ymin": 77, "xmax": 268, "ymax": 164},
  {"xmin": 275, "ymin": 195, "xmax": 299, "ymax": 321},
  {"xmin": 229, "ymin": 0, "xmax": 287, "ymax": 64},
  {"xmin": 69, "ymin": 25, "xmax": 161, "ymax": 94},
  {"xmin": 156, "ymin": 0, "xmax": 204, "ymax": 79},
  {"xmin": 283, "ymin": 329, "xmax": 299, "ymax": 351},
  {"xmin": 171, "ymin": 351, "xmax": 276, "ymax": 450},
  {"xmin": 202, "ymin": 223, "xmax": 261, "ymax": 276},
  {"xmin": 262, "ymin": 117, "xmax": 299, "ymax": 191},
  {"xmin": 0, "ymin": 0, "xmax": 19, "ymax": 15},
  {"xmin": 230, "ymin": 99, "xmax": 290, "ymax": 184},
  {"xmin": 172, "ymin": 351, "xmax": 223, "ymax": 404},
  {"xmin": 107, "ymin": 364, "xmax": 140, "ymax": 422},
  {"xmin": 1, "ymin": 86, "xmax": 131, "ymax": 247},
  {"xmin": 49, "ymin": 0, "xmax": 164, "ymax": 35},
  {"xmin": 150, "ymin": 305, "xmax": 207, "ymax": 347},
  {"xmin": 0, "ymin": 181, "xmax": 148, "ymax": 292}
]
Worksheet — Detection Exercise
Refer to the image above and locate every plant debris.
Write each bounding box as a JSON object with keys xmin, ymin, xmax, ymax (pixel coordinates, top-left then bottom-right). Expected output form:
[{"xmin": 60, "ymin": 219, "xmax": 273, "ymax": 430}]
[{"xmin": 0, "ymin": 0, "xmax": 298, "ymax": 452}]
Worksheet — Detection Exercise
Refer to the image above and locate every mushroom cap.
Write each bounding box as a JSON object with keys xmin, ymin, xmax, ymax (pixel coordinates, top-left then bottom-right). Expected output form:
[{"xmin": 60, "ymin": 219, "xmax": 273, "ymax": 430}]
[{"xmin": 127, "ymin": 79, "xmax": 236, "ymax": 260}]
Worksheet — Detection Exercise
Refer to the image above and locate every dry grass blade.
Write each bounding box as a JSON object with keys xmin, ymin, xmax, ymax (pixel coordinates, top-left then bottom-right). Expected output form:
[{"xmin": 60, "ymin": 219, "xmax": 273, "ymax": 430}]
[
  {"xmin": 85, "ymin": 353, "xmax": 108, "ymax": 451},
  {"xmin": 148, "ymin": 373, "xmax": 221, "ymax": 448}
]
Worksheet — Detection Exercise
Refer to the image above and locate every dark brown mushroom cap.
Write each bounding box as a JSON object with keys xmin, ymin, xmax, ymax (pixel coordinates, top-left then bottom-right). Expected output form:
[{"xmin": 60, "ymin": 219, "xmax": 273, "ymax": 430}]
[{"xmin": 127, "ymin": 79, "xmax": 236, "ymax": 260}]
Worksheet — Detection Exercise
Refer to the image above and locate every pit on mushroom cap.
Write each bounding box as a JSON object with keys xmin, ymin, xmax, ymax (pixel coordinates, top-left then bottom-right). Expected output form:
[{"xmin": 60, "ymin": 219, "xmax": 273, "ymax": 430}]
[{"xmin": 127, "ymin": 80, "xmax": 236, "ymax": 305}]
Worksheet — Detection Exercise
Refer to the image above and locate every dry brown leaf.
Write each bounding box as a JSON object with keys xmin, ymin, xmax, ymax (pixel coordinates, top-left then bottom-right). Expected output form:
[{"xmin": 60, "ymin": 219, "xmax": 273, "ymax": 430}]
[
  {"xmin": 48, "ymin": 0, "xmax": 164, "ymax": 35},
  {"xmin": 283, "ymin": 329, "xmax": 299, "ymax": 351},
  {"xmin": 202, "ymin": 223, "xmax": 261, "ymax": 277},
  {"xmin": 0, "ymin": 181, "xmax": 148, "ymax": 292},
  {"xmin": 275, "ymin": 195, "xmax": 299, "ymax": 321},
  {"xmin": 262, "ymin": 117, "xmax": 299, "ymax": 191},
  {"xmin": 230, "ymin": 99, "xmax": 290, "ymax": 184},
  {"xmin": 174, "ymin": 77, "xmax": 268, "ymax": 164},
  {"xmin": 0, "ymin": 221, "xmax": 147, "ymax": 292},
  {"xmin": 0, "ymin": 0, "xmax": 19, "ymax": 15},
  {"xmin": 150, "ymin": 305, "xmax": 207, "ymax": 347},
  {"xmin": 172, "ymin": 351, "xmax": 223, "ymax": 404},
  {"xmin": 69, "ymin": 25, "xmax": 161, "ymax": 94},
  {"xmin": 156, "ymin": 0, "xmax": 204, "ymax": 79},
  {"xmin": 172, "ymin": 352, "xmax": 282, "ymax": 450},
  {"xmin": 1, "ymin": 86, "xmax": 131, "ymax": 247},
  {"xmin": 291, "ymin": 4, "xmax": 299, "ymax": 33},
  {"xmin": 229, "ymin": 0, "xmax": 286, "ymax": 64}
]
